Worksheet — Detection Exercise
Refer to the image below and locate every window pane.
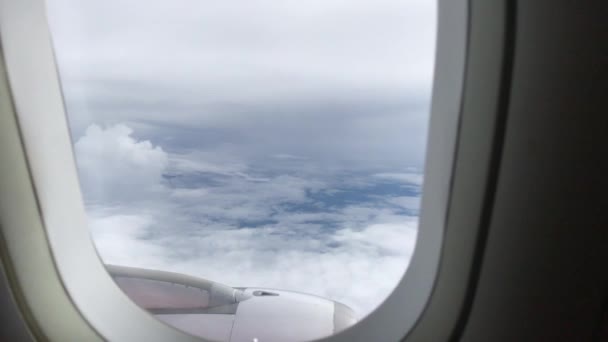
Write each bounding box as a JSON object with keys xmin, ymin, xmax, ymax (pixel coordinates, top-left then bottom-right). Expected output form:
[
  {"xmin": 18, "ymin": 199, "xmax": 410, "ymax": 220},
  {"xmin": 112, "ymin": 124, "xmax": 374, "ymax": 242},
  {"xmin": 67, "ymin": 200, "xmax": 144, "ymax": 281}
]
[{"xmin": 46, "ymin": 0, "xmax": 436, "ymax": 340}]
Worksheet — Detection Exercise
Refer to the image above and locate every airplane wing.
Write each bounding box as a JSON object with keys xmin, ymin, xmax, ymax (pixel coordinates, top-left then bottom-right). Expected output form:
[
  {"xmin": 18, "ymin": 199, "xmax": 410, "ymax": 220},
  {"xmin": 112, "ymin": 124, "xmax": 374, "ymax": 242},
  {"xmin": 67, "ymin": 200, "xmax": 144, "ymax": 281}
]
[{"xmin": 106, "ymin": 265, "xmax": 357, "ymax": 342}]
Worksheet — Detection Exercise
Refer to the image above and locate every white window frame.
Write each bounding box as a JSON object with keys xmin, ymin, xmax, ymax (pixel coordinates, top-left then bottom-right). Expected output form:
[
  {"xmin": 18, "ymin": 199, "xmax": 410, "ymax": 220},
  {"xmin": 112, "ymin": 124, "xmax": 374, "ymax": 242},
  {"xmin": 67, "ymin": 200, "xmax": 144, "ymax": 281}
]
[{"xmin": 0, "ymin": 0, "xmax": 514, "ymax": 340}]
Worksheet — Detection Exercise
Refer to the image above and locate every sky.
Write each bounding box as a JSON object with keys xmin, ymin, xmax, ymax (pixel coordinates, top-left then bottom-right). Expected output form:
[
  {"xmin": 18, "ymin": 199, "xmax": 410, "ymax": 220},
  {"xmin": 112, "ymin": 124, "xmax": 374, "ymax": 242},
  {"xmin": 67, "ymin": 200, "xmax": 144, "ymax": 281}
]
[{"xmin": 46, "ymin": 0, "xmax": 436, "ymax": 323}]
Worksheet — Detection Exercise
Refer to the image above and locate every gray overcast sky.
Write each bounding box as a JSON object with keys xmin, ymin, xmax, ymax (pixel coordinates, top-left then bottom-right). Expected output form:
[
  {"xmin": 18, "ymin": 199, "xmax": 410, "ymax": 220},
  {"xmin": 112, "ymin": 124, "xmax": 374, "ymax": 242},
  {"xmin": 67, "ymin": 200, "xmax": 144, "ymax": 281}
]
[{"xmin": 48, "ymin": 0, "xmax": 436, "ymax": 169}]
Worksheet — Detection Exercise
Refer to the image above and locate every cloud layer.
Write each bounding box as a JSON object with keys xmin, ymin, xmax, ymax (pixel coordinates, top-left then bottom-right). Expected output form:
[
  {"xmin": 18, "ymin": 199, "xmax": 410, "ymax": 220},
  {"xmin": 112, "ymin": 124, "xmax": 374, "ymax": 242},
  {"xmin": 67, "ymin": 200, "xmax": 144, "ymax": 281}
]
[
  {"xmin": 47, "ymin": 0, "xmax": 436, "ymax": 168},
  {"xmin": 76, "ymin": 124, "xmax": 420, "ymax": 317}
]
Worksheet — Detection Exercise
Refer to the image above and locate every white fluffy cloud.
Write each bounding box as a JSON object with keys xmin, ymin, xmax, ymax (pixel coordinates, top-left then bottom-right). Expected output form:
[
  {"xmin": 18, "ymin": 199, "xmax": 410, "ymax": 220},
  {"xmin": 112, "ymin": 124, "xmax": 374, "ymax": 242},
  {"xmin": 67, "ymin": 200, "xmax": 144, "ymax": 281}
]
[
  {"xmin": 90, "ymin": 209, "xmax": 417, "ymax": 317},
  {"xmin": 88, "ymin": 212, "xmax": 168, "ymax": 266},
  {"xmin": 74, "ymin": 124, "xmax": 169, "ymax": 202}
]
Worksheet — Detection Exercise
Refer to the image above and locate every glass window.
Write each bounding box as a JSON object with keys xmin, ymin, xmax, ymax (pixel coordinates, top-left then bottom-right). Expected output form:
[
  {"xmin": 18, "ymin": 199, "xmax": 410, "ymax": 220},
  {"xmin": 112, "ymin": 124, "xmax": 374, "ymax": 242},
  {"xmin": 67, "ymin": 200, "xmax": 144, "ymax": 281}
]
[{"xmin": 45, "ymin": 0, "xmax": 436, "ymax": 340}]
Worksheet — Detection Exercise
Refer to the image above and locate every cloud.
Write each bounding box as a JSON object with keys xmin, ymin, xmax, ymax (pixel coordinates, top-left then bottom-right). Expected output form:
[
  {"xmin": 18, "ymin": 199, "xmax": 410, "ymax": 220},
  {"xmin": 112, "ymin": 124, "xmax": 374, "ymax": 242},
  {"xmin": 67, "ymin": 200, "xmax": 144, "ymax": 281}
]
[
  {"xmin": 91, "ymin": 209, "xmax": 418, "ymax": 317},
  {"xmin": 47, "ymin": 0, "xmax": 436, "ymax": 168},
  {"xmin": 74, "ymin": 124, "xmax": 169, "ymax": 203},
  {"xmin": 373, "ymin": 172, "xmax": 424, "ymax": 186},
  {"xmin": 48, "ymin": 0, "xmax": 436, "ymax": 91},
  {"xmin": 88, "ymin": 212, "xmax": 168, "ymax": 266},
  {"xmin": 74, "ymin": 123, "xmax": 421, "ymax": 318},
  {"xmin": 384, "ymin": 196, "xmax": 422, "ymax": 212},
  {"xmin": 272, "ymin": 154, "xmax": 308, "ymax": 161}
]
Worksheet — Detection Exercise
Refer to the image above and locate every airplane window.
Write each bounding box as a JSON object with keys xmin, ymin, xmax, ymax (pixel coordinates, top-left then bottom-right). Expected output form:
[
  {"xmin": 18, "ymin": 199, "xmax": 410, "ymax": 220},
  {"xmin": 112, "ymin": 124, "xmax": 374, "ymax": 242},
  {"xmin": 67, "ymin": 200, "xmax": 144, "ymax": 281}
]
[{"xmin": 45, "ymin": 0, "xmax": 436, "ymax": 340}]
